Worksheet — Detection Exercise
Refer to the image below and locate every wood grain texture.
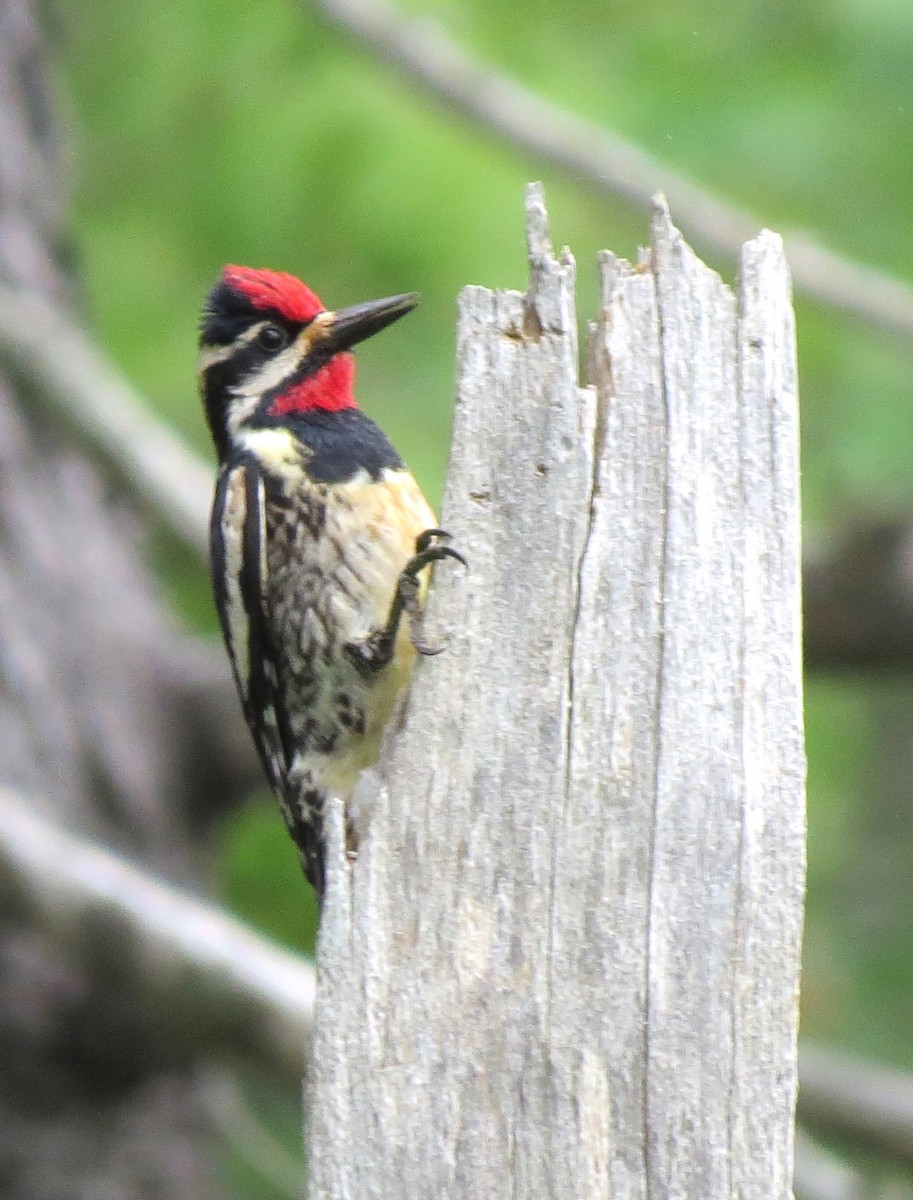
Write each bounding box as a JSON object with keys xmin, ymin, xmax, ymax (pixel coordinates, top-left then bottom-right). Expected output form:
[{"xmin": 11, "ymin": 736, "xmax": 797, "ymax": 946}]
[{"xmin": 307, "ymin": 185, "xmax": 804, "ymax": 1200}]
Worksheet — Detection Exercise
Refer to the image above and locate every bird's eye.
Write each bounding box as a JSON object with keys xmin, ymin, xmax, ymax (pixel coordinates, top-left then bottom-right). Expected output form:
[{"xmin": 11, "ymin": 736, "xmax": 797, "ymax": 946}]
[{"xmin": 257, "ymin": 324, "xmax": 288, "ymax": 352}]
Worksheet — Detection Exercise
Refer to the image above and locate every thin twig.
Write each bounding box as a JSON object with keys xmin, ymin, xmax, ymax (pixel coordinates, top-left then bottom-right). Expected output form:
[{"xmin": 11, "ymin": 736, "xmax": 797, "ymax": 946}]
[
  {"xmin": 309, "ymin": 0, "xmax": 913, "ymax": 339},
  {"xmin": 0, "ymin": 283, "xmax": 211, "ymax": 556}
]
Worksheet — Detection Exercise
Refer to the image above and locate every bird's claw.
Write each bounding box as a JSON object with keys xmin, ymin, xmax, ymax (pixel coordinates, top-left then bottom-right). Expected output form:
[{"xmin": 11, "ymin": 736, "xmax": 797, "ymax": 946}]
[
  {"xmin": 346, "ymin": 529, "xmax": 467, "ymax": 669},
  {"xmin": 402, "ymin": 529, "xmax": 468, "ymax": 583},
  {"xmin": 401, "ymin": 530, "xmax": 467, "ymax": 655}
]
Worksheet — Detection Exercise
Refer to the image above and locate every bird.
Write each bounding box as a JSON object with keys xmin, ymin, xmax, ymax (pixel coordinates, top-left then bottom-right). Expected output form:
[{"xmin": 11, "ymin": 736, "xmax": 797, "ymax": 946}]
[{"xmin": 198, "ymin": 265, "xmax": 463, "ymax": 899}]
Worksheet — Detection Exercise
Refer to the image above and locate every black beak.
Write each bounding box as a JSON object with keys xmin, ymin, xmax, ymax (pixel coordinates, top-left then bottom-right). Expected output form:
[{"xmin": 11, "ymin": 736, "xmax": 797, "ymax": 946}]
[{"xmin": 324, "ymin": 292, "xmax": 419, "ymax": 353}]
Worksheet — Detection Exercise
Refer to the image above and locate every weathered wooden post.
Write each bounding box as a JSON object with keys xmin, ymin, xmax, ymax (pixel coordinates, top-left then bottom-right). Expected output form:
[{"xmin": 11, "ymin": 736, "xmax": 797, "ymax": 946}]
[{"xmin": 308, "ymin": 183, "xmax": 805, "ymax": 1200}]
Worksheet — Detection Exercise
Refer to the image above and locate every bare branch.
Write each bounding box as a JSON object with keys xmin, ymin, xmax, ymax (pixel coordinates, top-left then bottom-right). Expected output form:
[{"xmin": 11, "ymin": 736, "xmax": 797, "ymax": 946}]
[
  {"xmin": 310, "ymin": 0, "xmax": 913, "ymax": 340},
  {"xmin": 0, "ymin": 790, "xmax": 314, "ymax": 1083},
  {"xmin": 0, "ymin": 282, "xmax": 211, "ymax": 556}
]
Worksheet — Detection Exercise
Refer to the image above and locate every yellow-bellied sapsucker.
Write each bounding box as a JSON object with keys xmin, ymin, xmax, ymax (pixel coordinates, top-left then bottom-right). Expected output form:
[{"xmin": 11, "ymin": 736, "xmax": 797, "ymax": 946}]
[{"xmin": 198, "ymin": 265, "xmax": 462, "ymax": 899}]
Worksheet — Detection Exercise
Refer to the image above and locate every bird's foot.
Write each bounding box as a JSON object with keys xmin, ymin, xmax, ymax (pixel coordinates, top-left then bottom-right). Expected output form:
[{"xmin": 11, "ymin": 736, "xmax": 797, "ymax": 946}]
[{"xmin": 345, "ymin": 529, "xmax": 467, "ymax": 671}]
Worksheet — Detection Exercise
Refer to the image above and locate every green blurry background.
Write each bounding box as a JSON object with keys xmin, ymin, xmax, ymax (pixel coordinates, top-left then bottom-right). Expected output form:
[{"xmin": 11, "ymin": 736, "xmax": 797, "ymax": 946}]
[{"xmin": 50, "ymin": 0, "xmax": 913, "ymax": 1189}]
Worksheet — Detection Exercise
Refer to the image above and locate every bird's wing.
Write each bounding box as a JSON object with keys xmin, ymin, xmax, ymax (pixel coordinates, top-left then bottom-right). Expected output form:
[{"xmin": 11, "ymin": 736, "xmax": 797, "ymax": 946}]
[
  {"xmin": 209, "ymin": 458, "xmax": 291, "ymax": 798},
  {"xmin": 211, "ymin": 457, "xmax": 327, "ymax": 895}
]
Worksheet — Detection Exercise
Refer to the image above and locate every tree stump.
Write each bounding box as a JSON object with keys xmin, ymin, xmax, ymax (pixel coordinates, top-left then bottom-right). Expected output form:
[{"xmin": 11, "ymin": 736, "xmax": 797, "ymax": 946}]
[{"xmin": 308, "ymin": 183, "xmax": 804, "ymax": 1200}]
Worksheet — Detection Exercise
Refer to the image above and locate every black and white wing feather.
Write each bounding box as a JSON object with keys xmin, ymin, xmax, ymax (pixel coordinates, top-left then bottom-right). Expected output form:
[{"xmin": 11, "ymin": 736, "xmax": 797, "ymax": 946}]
[
  {"xmin": 209, "ymin": 459, "xmax": 294, "ymax": 821},
  {"xmin": 210, "ymin": 456, "xmax": 328, "ymax": 895}
]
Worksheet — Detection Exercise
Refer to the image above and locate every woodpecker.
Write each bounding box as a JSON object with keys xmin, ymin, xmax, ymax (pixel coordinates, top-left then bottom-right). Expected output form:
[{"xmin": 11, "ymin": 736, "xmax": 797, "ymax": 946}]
[{"xmin": 198, "ymin": 265, "xmax": 462, "ymax": 899}]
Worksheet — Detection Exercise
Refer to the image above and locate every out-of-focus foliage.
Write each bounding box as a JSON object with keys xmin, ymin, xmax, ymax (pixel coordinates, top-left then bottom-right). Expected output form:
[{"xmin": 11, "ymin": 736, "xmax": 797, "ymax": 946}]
[{"xmin": 54, "ymin": 0, "xmax": 913, "ymax": 1127}]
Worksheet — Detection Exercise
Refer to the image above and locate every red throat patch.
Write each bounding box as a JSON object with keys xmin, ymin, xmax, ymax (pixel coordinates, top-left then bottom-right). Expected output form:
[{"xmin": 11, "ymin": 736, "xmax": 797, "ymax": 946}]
[
  {"xmin": 268, "ymin": 353, "xmax": 357, "ymax": 416},
  {"xmin": 222, "ymin": 265, "xmax": 325, "ymax": 324}
]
